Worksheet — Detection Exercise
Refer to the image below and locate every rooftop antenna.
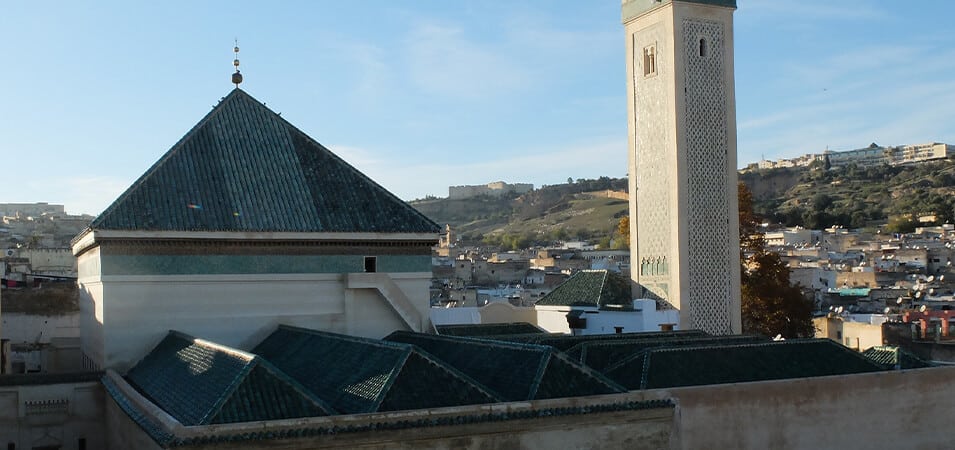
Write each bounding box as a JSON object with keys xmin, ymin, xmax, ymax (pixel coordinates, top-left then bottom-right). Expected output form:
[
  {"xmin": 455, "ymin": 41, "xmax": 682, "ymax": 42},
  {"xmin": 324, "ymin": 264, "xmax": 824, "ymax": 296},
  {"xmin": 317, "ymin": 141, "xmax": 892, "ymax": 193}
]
[{"xmin": 232, "ymin": 39, "xmax": 243, "ymax": 88}]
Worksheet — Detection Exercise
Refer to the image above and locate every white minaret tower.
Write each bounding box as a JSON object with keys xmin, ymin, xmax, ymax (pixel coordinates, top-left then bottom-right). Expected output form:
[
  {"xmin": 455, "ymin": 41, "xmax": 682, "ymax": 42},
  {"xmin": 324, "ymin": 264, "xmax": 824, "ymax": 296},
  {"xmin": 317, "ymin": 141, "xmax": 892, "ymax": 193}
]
[{"xmin": 623, "ymin": 0, "xmax": 741, "ymax": 335}]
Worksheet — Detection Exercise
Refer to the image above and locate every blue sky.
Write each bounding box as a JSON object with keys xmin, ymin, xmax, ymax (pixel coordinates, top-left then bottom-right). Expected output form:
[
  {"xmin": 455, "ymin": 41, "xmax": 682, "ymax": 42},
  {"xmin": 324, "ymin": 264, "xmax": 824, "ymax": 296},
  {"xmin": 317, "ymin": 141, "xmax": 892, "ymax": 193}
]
[{"xmin": 2, "ymin": 0, "xmax": 953, "ymax": 215}]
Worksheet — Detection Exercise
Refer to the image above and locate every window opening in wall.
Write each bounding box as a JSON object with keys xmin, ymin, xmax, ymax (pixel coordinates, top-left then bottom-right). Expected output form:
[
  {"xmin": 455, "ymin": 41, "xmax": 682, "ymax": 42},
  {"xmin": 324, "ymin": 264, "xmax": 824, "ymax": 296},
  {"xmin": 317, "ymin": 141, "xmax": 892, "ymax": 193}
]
[
  {"xmin": 78, "ymin": 439, "xmax": 86, "ymax": 450},
  {"xmin": 7, "ymin": 442, "xmax": 14, "ymax": 450},
  {"xmin": 643, "ymin": 45, "xmax": 656, "ymax": 76},
  {"xmin": 364, "ymin": 256, "xmax": 377, "ymax": 273},
  {"xmin": 699, "ymin": 38, "xmax": 707, "ymax": 57}
]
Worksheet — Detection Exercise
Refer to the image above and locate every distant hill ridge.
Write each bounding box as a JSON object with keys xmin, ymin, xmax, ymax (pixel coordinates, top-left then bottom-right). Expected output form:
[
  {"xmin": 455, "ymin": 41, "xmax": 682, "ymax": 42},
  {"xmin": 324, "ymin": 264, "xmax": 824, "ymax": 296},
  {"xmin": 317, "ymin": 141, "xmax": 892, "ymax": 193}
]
[
  {"xmin": 410, "ymin": 177, "xmax": 628, "ymax": 245},
  {"xmin": 410, "ymin": 159, "xmax": 955, "ymax": 245}
]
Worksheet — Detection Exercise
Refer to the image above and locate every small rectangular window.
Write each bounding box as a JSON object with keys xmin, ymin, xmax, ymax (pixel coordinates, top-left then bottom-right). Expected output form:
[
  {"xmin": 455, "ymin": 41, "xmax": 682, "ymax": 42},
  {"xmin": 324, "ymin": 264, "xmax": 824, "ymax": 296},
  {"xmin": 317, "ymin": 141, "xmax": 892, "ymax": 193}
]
[
  {"xmin": 79, "ymin": 438, "xmax": 87, "ymax": 450},
  {"xmin": 364, "ymin": 256, "xmax": 377, "ymax": 273},
  {"xmin": 643, "ymin": 45, "xmax": 656, "ymax": 77}
]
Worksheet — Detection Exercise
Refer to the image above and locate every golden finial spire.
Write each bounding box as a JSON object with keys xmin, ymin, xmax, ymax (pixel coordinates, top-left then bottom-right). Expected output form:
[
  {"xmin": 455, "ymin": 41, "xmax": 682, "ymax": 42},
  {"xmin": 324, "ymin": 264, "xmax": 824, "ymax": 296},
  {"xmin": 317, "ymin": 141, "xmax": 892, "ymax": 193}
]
[{"xmin": 231, "ymin": 39, "xmax": 243, "ymax": 88}]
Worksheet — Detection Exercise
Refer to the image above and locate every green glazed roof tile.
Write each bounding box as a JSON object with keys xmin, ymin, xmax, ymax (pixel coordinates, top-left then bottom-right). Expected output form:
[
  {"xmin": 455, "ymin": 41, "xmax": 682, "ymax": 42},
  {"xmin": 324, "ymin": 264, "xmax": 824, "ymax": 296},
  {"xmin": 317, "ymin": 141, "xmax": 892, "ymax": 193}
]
[
  {"xmin": 385, "ymin": 331, "xmax": 624, "ymax": 401},
  {"xmin": 253, "ymin": 325, "xmax": 500, "ymax": 414},
  {"xmin": 434, "ymin": 322, "xmax": 546, "ymax": 337},
  {"xmin": 862, "ymin": 345, "xmax": 933, "ymax": 370},
  {"xmin": 91, "ymin": 89, "xmax": 438, "ymax": 234},
  {"xmin": 566, "ymin": 335, "xmax": 767, "ymax": 372},
  {"xmin": 535, "ymin": 270, "xmax": 633, "ymax": 307},
  {"xmin": 125, "ymin": 331, "xmax": 333, "ymax": 426},
  {"xmin": 604, "ymin": 339, "xmax": 884, "ymax": 390},
  {"xmin": 482, "ymin": 329, "xmax": 709, "ymax": 352}
]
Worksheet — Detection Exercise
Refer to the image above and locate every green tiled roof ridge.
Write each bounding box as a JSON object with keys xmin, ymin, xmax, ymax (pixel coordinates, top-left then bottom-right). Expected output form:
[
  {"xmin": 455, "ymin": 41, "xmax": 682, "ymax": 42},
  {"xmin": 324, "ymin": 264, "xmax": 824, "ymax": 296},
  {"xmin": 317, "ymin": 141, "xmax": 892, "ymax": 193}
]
[
  {"xmin": 603, "ymin": 338, "xmax": 871, "ymax": 377},
  {"xmin": 266, "ymin": 94, "xmax": 438, "ymax": 232},
  {"xmin": 536, "ymin": 270, "xmax": 606, "ymax": 307},
  {"xmin": 211, "ymin": 357, "xmax": 338, "ymax": 421},
  {"xmin": 613, "ymin": 338, "xmax": 883, "ymax": 390},
  {"xmin": 200, "ymin": 355, "xmax": 256, "ymax": 425},
  {"xmin": 525, "ymin": 350, "xmax": 552, "ymax": 400},
  {"xmin": 862, "ymin": 345, "xmax": 932, "ymax": 369},
  {"xmin": 277, "ymin": 324, "xmax": 412, "ymax": 352},
  {"xmin": 547, "ymin": 351, "xmax": 628, "ymax": 394},
  {"xmin": 125, "ymin": 331, "xmax": 259, "ymax": 425},
  {"xmin": 572, "ymin": 335, "xmax": 766, "ymax": 370},
  {"xmin": 90, "ymin": 88, "xmax": 439, "ymax": 233},
  {"xmin": 92, "ymin": 91, "xmax": 249, "ymax": 230},
  {"xmin": 370, "ymin": 350, "xmax": 412, "ymax": 412},
  {"xmin": 390, "ymin": 349, "xmax": 504, "ymax": 407},
  {"xmin": 434, "ymin": 322, "xmax": 546, "ymax": 337},
  {"xmin": 387, "ymin": 330, "xmax": 558, "ymax": 353}
]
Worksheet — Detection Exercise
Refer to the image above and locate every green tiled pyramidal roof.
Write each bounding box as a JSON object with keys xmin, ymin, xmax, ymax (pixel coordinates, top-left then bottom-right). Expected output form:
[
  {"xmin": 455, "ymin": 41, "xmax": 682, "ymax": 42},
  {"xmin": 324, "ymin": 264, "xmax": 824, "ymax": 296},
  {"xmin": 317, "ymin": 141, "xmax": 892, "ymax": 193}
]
[
  {"xmin": 434, "ymin": 322, "xmax": 546, "ymax": 337},
  {"xmin": 385, "ymin": 331, "xmax": 625, "ymax": 401},
  {"xmin": 252, "ymin": 325, "xmax": 500, "ymax": 414},
  {"xmin": 862, "ymin": 345, "xmax": 933, "ymax": 370},
  {"xmin": 125, "ymin": 331, "xmax": 334, "ymax": 426},
  {"xmin": 535, "ymin": 270, "xmax": 633, "ymax": 307},
  {"xmin": 604, "ymin": 339, "xmax": 884, "ymax": 390},
  {"xmin": 91, "ymin": 89, "xmax": 439, "ymax": 233}
]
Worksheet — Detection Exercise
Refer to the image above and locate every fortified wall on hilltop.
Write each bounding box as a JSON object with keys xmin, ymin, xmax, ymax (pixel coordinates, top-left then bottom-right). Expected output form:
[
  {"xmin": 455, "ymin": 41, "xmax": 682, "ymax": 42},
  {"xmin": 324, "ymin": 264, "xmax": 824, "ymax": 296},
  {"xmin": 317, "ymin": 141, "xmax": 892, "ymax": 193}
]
[{"xmin": 448, "ymin": 181, "xmax": 534, "ymax": 200}]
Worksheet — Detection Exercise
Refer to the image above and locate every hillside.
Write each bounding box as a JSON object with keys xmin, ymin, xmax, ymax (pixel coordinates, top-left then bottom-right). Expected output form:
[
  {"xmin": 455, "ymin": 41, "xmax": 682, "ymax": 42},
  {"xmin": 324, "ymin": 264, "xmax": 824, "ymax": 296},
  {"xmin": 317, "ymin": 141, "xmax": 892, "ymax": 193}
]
[
  {"xmin": 410, "ymin": 177, "xmax": 628, "ymax": 247},
  {"xmin": 740, "ymin": 159, "xmax": 955, "ymax": 231},
  {"xmin": 410, "ymin": 160, "xmax": 955, "ymax": 247}
]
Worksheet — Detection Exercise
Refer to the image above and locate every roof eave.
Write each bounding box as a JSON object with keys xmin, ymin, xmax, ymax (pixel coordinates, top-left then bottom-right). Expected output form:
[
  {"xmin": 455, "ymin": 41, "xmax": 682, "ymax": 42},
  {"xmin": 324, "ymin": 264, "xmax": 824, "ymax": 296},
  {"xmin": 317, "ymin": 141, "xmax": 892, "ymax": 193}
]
[{"xmin": 83, "ymin": 229, "xmax": 439, "ymax": 243}]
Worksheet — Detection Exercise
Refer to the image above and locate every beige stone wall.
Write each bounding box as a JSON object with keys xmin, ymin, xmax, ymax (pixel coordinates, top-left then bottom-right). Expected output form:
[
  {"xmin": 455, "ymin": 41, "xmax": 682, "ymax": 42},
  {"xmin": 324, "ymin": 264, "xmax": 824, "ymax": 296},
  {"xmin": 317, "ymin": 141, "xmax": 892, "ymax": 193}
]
[
  {"xmin": 0, "ymin": 380, "xmax": 105, "ymax": 450},
  {"xmin": 103, "ymin": 365, "xmax": 955, "ymax": 449},
  {"xmin": 814, "ymin": 317, "xmax": 883, "ymax": 351},
  {"xmin": 664, "ymin": 366, "xmax": 955, "ymax": 449},
  {"xmin": 478, "ymin": 302, "xmax": 537, "ymax": 325}
]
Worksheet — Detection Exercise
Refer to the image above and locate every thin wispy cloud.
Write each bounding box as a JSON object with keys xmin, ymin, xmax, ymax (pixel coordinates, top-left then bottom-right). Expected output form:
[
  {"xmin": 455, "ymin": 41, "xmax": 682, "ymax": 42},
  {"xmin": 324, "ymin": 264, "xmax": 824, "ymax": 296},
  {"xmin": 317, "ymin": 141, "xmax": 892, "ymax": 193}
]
[
  {"xmin": 404, "ymin": 23, "xmax": 529, "ymax": 100},
  {"xmin": 740, "ymin": 0, "xmax": 889, "ymax": 22}
]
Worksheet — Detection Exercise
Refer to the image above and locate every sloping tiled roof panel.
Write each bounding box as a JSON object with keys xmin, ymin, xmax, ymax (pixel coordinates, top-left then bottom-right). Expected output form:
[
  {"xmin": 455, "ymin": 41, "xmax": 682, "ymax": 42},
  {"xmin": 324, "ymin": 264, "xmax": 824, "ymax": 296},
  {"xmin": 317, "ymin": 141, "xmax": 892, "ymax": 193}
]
[
  {"xmin": 91, "ymin": 89, "xmax": 439, "ymax": 234},
  {"xmin": 862, "ymin": 345, "xmax": 933, "ymax": 370},
  {"xmin": 385, "ymin": 331, "xmax": 624, "ymax": 401},
  {"xmin": 211, "ymin": 363, "xmax": 334, "ymax": 424},
  {"xmin": 485, "ymin": 329, "xmax": 709, "ymax": 352},
  {"xmin": 604, "ymin": 339, "xmax": 883, "ymax": 390},
  {"xmin": 125, "ymin": 331, "xmax": 332, "ymax": 426},
  {"xmin": 253, "ymin": 326, "xmax": 405, "ymax": 414},
  {"xmin": 254, "ymin": 325, "xmax": 499, "ymax": 414},
  {"xmin": 535, "ymin": 270, "xmax": 633, "ymax": 307},
  {"xmin": 568, "ymin": 335, "xmax": 766, "ymax": 372},
  {"xmin": 378, "ymin": 351, "xmax": 500, "ymax": 412},
  {"xmin": 434, "ymin": 322, "xmax": 546, "ymax": 337}
]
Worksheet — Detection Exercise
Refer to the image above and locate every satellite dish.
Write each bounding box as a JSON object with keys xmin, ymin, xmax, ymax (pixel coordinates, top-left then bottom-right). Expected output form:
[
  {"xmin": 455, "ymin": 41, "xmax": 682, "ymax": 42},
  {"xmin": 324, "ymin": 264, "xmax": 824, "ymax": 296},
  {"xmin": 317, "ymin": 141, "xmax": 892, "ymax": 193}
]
[
  {"xmin": 884, "ymin": 306, "xmax": 892, "ymax": 314},
  {"xmin": 941, "ymin": 275, "xmax": 946, "ymax": 281},
  {"xmin": 928, "ymin": 275, "xmax": 936, "ymax": 283},
  {"xmin": 930, "ymin": 288, "xmax": 936, "ymax": 295},
  {"xmin": 915, "ymin": 291, "xmax": 923, "ymax": 299},
  {"xmin": 829, "ymin": 305, "xmax": 835, "ymax": 311},
  {"xmin": 920, "ymin": 304, "xmax": 928, "ymax": 312},
  {"xmin": 836, "ymin": 306, "xmax": 844, "ymax": 313},
  {"xmin": 897, "ymin": 297, "xmax": 904, "ymax": 305}
]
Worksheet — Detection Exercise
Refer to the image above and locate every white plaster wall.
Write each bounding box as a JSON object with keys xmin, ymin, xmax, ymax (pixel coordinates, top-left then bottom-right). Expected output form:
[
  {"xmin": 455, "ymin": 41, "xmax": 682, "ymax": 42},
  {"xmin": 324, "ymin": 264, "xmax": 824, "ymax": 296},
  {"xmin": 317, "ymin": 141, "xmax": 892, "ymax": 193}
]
[
  {"xmin": 84, "ymin": 272, "xmax": 431, "ymax": 372},
  {"xmin": 535, "ymin": 306, "xmax": 571, "ymax": 334},
  {"xmin": 1, "ymin": 313, "xmax": 79, "ymax": 343}
]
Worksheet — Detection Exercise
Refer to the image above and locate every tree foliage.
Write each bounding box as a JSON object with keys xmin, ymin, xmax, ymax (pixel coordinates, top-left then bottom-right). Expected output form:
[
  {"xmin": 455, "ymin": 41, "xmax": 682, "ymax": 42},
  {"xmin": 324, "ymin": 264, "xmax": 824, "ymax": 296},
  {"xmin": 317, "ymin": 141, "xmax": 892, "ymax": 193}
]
[
  {"xmin": 739, "ymin": 183, "xmax": 815, "ymax": 338},
  {"xmin": 616, "ymin": 216, "xmax": 630, "ymax": 249}
]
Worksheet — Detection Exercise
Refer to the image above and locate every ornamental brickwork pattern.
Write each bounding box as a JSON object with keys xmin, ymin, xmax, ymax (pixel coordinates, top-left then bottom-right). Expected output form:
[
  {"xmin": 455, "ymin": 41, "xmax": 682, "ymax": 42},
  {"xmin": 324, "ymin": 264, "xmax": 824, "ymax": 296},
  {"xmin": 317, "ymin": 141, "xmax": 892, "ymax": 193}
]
[
  {"xmin": 682, "ymin": 19, "xmax": 733, "ymax": 334},
  {"xmin": 633, "ymin": 24, "xmax": 672, "ymax": 305}
]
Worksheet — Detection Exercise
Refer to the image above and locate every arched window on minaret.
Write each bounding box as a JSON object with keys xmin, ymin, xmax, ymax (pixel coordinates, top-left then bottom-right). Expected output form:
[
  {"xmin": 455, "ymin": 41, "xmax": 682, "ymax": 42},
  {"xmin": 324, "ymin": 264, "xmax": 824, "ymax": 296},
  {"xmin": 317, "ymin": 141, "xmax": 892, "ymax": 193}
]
[{"xmin": 699, "ymin": 38, "xmax": 707, "ymax": 57}]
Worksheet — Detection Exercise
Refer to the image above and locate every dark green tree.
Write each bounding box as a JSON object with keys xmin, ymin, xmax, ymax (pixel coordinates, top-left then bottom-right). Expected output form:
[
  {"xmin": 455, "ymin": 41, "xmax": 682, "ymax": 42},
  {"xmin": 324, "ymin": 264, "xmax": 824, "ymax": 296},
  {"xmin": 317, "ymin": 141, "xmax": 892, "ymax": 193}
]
[{"xmin": 739, "ymin": 183, "xmax": 815, "ymax": 338}]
